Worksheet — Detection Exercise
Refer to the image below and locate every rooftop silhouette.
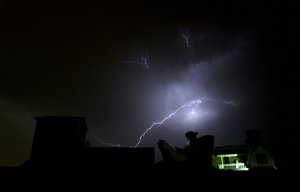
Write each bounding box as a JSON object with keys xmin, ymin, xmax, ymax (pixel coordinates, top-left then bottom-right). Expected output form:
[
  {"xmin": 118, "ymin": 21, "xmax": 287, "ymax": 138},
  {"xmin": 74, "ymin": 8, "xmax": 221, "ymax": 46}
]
[{"xmin": 0, "ymin": 116, "xmax": 296, "ymax": 191}]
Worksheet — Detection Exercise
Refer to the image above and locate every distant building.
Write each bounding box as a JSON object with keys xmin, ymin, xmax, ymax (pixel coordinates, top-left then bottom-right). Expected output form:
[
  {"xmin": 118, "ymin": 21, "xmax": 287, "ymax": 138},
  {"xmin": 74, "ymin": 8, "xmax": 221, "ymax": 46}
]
[
  {"xmin": 20, "ymin": 116, "xmax": 155, "ymax": 191},
  {"xmin": 212, "ymin": 145, "xmax": 277, "ymax": 171},
  {"xmin": 30, "ymin": 116, "xmax": 87, "ymax": 164},
  {"xmin": 213, "ymin": 145, "xmax": 249, "ymax": 171},
  {"xmin": 212, "ymin": 129, "xmax": 277, "ymax": 171},
  {"xmin": 29, "ymin": 116, "xmax": 155, "ymax": 168}
]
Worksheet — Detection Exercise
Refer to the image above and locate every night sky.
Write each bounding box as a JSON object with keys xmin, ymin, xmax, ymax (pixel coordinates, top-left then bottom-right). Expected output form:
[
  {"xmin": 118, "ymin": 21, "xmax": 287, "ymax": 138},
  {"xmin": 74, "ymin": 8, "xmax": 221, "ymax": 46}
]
[{"xmin": 0, "ymin": 0, "xmax": 298, "ymax": 166}]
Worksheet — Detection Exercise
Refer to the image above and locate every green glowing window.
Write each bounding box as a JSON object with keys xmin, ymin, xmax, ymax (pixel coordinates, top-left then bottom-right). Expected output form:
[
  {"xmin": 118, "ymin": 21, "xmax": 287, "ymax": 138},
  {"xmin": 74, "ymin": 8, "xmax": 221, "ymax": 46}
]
[{"xmin": 224, "ymin": 157, "xmax": 229, "ymax": 164}]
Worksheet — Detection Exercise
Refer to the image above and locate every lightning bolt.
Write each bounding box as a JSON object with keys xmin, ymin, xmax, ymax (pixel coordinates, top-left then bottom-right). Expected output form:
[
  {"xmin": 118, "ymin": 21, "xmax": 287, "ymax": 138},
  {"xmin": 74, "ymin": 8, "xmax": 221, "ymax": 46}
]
[
  {"xmin": 132, "ymin": 98, "xmax": 237, "ymax": 147},
  {"xmin": 124, "ymin": 50, "xmax": 150, "ymax": 69},
  {"xmin": 140, "ymin": 50, "xmax": 150, "ymax": 69},
  {"xmin": 93, "ymin": 98, "xmax": 237, "ymax": 148},
  {"xmin": 92, "ymin": 134, "xmax": 121, "ymax": 147},
  {"xmin": 131, "ymin": 99, "xmax": 202, "ymax": 148},
  {"xmin": 182, "ymin": 32, "xmax": 190, "ymax": 48},
  {"xmin": 224, "ymin": 100, "xmax": 237, "ymax": 106}
]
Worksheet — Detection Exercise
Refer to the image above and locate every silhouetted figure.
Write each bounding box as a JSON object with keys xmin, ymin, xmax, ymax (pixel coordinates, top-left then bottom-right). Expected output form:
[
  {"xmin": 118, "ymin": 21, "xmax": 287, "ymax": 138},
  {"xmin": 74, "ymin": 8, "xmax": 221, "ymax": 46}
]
[
  {"xmin": 181, "ymin": 131, "xmax": 201, "ymax": 159},
  {"xmin": 181, "ymin": 131, "xmax": 214, "ymax": 170},
  {"xmin": 158, "ymin": 131, "xmax": 214, "ymax": 170}
]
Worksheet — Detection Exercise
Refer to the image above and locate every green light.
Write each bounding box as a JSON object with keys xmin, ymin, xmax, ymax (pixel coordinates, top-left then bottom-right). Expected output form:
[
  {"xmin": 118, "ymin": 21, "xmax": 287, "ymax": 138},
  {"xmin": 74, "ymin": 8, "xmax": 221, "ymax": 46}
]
[{"xmin": 213, "ymin": 154, "xmax": 249, "ymax": 171}]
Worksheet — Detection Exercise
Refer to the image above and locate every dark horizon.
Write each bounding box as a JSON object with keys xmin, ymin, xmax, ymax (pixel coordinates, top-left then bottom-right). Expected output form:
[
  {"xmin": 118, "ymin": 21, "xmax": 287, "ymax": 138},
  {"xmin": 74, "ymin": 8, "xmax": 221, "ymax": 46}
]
[
  {"xmin": 0, "ymin": 115, "xmax": 296, "ymax": 192},
  {"xmin": 0, "ymin": 0, "xmax": 298, "ymax": 167}
]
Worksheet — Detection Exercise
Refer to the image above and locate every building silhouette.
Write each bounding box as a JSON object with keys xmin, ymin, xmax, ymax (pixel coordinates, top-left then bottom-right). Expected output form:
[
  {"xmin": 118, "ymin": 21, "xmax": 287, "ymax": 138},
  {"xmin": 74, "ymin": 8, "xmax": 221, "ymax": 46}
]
[
  {"xmin": 28, "ymin": 116, "xmax": 154, "ymax": 191},
  {"xmin": 212, "ymin": 129, "xmax": 277, "ymax": 171},
  {"xmin": 0, "ymin": 116, "xmax": 290, "ymax": 192},
  {"xmin": 30, "ymin": 116, "xmax": 87, "ymax": 164}
]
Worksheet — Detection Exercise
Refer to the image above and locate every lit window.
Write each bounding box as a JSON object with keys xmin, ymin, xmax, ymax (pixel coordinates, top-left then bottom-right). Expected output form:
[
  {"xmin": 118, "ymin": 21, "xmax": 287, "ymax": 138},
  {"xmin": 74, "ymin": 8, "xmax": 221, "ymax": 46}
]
[{"xmin": 224, "ymin": 157, "xmax": 229, "ymax": 164}]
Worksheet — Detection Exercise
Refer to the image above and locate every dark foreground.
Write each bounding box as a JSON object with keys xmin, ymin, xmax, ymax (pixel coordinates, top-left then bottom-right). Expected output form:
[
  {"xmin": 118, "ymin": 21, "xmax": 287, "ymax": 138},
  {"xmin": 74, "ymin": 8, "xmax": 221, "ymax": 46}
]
[{"xmin": 0, "ymin": 160, "xmax": 297, "ymax": 192}]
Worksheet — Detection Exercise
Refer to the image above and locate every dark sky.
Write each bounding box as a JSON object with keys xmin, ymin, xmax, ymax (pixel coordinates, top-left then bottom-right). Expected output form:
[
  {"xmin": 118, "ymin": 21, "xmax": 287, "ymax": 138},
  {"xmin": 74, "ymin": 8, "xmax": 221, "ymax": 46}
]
[{"xmin": 0, "ymin": 0, "xmax": 298, "ymax": 165}]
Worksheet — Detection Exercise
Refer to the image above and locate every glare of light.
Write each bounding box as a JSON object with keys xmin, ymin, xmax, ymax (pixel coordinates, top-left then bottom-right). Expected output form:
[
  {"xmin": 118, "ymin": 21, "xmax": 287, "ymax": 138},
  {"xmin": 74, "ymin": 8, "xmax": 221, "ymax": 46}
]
[
  {"xmin": 132, "ymin": 99, "xmax": 202, "ymax": 148},
  {"xmin": 190, "ymin": 109, "xmax": 196, "ymax": 115},
  {"xmin": 93, "ymin": 98, "xmax": 237, "ymax": 148}
]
